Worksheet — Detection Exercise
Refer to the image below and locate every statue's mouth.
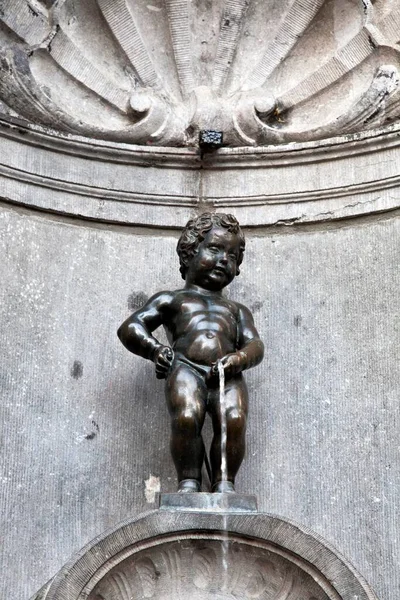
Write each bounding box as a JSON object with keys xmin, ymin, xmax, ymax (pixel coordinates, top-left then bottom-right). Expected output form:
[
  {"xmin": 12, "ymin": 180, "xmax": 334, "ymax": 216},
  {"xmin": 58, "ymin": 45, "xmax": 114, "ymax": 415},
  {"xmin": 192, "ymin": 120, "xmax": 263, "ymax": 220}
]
[{"xmin": 212, "ymin": 266, "xmax": 226, "ymax": 275}]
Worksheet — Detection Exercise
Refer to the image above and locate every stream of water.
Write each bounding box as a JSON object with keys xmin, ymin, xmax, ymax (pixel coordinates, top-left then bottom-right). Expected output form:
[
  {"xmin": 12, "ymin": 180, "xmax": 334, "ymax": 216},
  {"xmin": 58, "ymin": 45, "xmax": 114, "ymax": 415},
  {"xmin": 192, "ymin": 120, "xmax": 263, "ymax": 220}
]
[
  {"xmin": 217, "ymin": 360, "xmax": 229, "ymax": 593},
  {"xmin": 217, "ymin": 361, "xmax": 227, "ymax": 484}
]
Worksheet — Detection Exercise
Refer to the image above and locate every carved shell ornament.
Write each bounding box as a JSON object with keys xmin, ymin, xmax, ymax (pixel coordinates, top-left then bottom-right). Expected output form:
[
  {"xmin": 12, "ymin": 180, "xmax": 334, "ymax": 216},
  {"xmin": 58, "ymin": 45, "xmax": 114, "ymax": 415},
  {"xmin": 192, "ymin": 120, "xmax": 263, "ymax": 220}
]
[{"xmin": 0, "ymin": 0, "xmax": 400, "ymax": 147}]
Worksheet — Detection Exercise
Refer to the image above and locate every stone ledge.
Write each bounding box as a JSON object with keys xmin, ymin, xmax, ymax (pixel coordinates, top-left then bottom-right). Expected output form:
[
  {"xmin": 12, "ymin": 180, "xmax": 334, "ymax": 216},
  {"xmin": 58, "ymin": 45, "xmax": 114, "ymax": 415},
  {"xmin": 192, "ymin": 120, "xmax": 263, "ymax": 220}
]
[
  {"xmin": 158, "ymin": 492, "xmax": 258, "ymax": 513},
  {"xmin": 2, "ymin": 117, "xmax": 400, "ymax": 228}
]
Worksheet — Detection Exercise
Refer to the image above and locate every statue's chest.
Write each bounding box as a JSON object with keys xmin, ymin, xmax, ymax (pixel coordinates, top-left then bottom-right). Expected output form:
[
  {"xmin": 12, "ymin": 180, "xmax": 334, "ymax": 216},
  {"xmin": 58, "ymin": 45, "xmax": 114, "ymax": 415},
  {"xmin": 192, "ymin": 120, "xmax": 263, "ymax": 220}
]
[{"xmin": 176, "ymin": 298, "xmax": 237, "ymax": 330}]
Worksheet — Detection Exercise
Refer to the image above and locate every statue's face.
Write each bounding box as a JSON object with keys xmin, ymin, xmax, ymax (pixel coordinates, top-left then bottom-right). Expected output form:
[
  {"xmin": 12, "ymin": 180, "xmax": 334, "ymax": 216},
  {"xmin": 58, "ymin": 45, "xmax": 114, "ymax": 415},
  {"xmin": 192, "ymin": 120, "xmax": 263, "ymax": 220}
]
[{"xmin": 185, "ymin": 227, "xmax": 240, "ymax": 291}]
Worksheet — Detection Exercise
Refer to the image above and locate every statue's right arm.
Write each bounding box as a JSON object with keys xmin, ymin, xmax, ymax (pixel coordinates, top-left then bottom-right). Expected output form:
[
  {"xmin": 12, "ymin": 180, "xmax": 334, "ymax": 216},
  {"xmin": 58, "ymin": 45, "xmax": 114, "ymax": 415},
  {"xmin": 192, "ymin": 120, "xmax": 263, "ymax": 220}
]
[{"xmin": 117, "ymin": 292, "xmax": 174, "ymax": 362}]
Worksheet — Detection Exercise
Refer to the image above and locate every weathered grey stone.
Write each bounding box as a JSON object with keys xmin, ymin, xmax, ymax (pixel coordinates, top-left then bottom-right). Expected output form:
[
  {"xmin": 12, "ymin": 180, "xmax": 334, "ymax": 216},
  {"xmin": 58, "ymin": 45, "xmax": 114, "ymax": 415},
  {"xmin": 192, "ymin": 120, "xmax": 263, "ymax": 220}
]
[
  {"xmin": 0, "ymin": 204, "xmax": 398, "ymax": 599},
  {"xmin": 32, "ymin": 510, "xmax": 378, "ymax": 600},
  {"xmin": 1, "ymin": 118, "xmax": 400, "ymax": 227},
  {"xmin": 1, "ymin": 1, "xmax": 400, "ymax": 145}
]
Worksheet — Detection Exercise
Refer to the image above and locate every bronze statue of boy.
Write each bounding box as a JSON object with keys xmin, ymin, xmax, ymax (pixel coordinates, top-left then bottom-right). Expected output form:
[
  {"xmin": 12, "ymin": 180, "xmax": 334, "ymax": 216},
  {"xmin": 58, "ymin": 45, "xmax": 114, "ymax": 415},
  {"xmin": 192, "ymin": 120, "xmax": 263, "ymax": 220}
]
[{"xmin": 118, "ymin": 213, "xmax": 264, "ymax": 493}]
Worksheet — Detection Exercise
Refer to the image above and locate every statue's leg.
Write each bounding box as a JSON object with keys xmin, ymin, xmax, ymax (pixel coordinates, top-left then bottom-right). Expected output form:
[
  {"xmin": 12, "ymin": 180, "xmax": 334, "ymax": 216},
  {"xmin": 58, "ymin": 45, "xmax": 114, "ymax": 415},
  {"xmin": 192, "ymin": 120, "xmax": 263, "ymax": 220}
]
[
  {"xmin": 165, "ymin": 363, "xmax": 207, "ymax": 490},
  {"xmin": 209, "ymin": 375, "xmax": 248, "ymax": 491}
]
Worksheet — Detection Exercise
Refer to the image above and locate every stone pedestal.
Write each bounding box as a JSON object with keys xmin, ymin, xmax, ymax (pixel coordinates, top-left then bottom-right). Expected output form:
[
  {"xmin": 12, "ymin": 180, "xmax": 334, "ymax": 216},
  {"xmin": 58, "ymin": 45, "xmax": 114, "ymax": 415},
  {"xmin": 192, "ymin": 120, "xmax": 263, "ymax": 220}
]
[{"xmin": 158, "ymin": 492, "xmax": 258, "ymax": 513}]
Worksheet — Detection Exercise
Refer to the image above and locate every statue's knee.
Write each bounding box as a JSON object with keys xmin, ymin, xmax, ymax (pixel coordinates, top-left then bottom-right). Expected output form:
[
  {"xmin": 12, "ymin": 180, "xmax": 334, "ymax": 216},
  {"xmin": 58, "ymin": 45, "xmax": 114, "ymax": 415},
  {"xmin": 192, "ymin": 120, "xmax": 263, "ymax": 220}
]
[
  {"xmin": 226, "ymin": 408, "xmax": 246, "ymax": 435},
  {"xmin": 173, "ymin": 408, "xmax": 201, "ymax": 435}
]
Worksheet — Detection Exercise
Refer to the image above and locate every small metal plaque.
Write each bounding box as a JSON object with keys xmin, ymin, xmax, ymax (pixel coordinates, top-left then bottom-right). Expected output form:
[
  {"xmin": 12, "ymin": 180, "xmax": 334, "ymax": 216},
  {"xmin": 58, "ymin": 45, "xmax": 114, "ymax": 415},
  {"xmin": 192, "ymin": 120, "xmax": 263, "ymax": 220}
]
[{"xmin": 199, "ymin": 130, "xmax": 223, "ymax": 149}]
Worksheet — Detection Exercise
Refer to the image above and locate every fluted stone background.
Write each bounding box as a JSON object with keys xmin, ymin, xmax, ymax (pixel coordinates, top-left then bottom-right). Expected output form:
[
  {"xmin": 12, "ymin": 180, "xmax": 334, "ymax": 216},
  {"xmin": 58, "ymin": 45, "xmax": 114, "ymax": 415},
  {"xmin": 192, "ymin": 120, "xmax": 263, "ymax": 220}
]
[
  {"xmin": 2, "ymin": 0, "xmax": 400, "ymax": 145},
  {"xmin": 0, "ymin": 201, "xmax": 398, "ymax": 599}
]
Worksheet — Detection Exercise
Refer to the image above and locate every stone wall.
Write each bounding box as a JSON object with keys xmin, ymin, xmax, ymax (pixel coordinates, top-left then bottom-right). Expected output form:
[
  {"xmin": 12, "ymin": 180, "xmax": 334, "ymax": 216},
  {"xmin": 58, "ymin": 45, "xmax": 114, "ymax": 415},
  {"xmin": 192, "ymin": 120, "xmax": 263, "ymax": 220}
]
[{"xmin": 0, "ymin": 191, "xmax": 398, "ymax": 598}]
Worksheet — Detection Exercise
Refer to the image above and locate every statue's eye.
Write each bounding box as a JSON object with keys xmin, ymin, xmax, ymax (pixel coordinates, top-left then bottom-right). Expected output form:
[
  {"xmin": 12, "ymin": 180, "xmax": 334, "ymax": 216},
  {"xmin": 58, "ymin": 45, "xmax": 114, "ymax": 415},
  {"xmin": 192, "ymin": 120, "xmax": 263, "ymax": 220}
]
[
  {"xmin": 208, "ymin": 245, "xmax": 219, "ymax": 252},
  {"xmin": 229, "ymin": 253, "xmax": 237, "ymax": 260}
]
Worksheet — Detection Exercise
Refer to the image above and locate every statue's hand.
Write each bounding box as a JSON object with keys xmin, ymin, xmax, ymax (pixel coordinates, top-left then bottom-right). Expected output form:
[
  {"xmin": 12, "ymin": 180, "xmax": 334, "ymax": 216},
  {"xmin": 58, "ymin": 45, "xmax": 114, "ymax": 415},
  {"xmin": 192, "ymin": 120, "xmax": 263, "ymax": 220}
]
[
  {"xmin": 154, "ymin": 345, "xmax": 174, "ymax": 379},
  {"xmin": 211, "ymin": 352, "xmax": 243, "ymax": 381}
]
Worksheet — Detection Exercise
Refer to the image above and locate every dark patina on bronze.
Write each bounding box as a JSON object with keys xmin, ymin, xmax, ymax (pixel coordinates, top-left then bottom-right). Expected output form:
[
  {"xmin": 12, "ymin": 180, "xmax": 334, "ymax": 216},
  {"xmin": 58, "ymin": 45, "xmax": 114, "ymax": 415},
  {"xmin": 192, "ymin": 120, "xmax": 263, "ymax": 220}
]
[{"xmin": 118, "ymin": 213, "xmax": 264, "ymax": 493}]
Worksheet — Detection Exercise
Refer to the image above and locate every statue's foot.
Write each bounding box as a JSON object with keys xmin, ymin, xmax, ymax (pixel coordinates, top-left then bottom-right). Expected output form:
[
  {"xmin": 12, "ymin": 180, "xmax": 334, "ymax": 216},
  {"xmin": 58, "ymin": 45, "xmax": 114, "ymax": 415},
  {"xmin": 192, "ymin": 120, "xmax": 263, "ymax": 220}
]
[
  {"xmin": 177, "ymin": 479, "xmax": 201, "ymax": 493},
  {"xmin": 212, "ymin": 481, "xmax": 235, "ymax": 493}
]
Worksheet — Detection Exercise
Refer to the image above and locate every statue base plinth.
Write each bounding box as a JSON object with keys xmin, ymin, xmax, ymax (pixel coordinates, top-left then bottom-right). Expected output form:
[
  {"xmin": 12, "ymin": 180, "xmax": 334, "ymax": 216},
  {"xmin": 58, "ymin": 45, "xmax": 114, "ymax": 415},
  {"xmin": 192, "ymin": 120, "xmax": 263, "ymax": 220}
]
[{"xmin": 158, "ymin": 492, "xmax": 258, "ymax": 512}]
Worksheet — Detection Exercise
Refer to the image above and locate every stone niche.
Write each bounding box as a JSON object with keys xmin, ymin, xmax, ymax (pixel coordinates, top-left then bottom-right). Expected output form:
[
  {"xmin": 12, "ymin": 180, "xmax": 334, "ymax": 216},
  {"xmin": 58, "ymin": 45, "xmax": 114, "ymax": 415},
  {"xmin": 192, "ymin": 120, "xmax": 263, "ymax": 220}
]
[
  {"xmin": 34, "ymin": 511, "xmax": 377, "ymax": 600},
  {"xmin": 1, "ymin": 1, "xmax": 399, "ymax": 599}
]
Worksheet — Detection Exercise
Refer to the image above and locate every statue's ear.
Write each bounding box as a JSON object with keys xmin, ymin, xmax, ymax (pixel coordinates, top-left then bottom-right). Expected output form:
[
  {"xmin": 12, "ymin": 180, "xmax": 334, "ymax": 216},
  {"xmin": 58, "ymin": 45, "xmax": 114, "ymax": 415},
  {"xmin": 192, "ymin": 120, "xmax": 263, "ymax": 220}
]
[{"xmin": 179, "ymin": 264, "xmax": 187, "ymax": 280}]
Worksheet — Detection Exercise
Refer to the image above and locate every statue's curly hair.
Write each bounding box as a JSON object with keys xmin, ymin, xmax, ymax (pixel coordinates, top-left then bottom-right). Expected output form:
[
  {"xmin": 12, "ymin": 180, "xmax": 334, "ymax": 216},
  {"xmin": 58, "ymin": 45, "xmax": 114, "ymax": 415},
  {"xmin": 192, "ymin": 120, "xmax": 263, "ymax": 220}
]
[{"xmin": 177, "ymin": 212, "xmax": 245, "ymax": 280}]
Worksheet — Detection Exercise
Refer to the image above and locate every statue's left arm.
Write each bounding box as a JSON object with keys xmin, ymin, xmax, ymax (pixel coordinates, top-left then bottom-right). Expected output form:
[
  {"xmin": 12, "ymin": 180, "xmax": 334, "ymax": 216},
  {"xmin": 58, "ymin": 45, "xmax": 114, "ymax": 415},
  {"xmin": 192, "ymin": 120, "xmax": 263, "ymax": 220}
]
[
  {"xmin": 236, "ymin": 303, "xmax": 264, "ymax": 371},
  {"xmin": 215, "ymin": 303, "xmax": 264, "ymax": 379}
]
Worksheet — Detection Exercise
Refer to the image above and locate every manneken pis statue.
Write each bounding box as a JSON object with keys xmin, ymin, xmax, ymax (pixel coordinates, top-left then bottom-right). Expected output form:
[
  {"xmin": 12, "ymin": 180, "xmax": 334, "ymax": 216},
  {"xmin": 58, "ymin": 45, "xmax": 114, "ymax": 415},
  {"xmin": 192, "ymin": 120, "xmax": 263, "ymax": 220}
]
[{"xmin": 118, "ymin": 213, "xmax": 264, "ymax": 493}]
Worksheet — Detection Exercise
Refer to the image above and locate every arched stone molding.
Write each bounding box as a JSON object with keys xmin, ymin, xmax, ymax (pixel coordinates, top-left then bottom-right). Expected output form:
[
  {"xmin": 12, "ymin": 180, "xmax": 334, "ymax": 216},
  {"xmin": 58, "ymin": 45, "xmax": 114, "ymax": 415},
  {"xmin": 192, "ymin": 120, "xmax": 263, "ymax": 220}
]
[
  {"xmin": 32, "ymin": 510, "xmax": 378, "ymax": 600},
  {"xmin": 1, "ymin": 116, "xmax": 400, "ymax": 227}
]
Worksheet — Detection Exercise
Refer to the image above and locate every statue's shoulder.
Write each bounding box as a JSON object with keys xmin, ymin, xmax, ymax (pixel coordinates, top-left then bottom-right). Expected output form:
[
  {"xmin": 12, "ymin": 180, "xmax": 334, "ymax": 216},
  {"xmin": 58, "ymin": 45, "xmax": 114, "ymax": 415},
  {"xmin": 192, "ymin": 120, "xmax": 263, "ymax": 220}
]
[
  {"xmin": 148, "ymin": 288, "xmax": 192, "ymax": 308},
  {"xmin": 146, "ymin": 290, "xmax": 177, "ymax": 307},
  {"xmin": 230, "ymin": 300, "xmax": 253, "ymax": 319}
]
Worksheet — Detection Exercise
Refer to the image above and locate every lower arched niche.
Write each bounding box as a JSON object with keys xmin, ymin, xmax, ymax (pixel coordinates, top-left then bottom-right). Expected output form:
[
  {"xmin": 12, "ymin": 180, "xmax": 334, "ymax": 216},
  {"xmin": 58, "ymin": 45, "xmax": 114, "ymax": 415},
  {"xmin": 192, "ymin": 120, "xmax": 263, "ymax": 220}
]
[
  {"xmin": 37, "ymin": 511, "xmax": 378, "ymax": 600},
  {"xmin": 90, "ymin": 535, "xmax": 334, "ymax": 600}
]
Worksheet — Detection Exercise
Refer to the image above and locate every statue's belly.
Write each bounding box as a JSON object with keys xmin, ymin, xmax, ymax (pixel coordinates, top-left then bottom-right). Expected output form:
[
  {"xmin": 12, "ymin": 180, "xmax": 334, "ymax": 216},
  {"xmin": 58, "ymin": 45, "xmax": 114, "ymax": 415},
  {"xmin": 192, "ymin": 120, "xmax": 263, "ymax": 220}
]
[{"xmin": 173, "ymin": 329, "xmax": 235, "ymax": 365}]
